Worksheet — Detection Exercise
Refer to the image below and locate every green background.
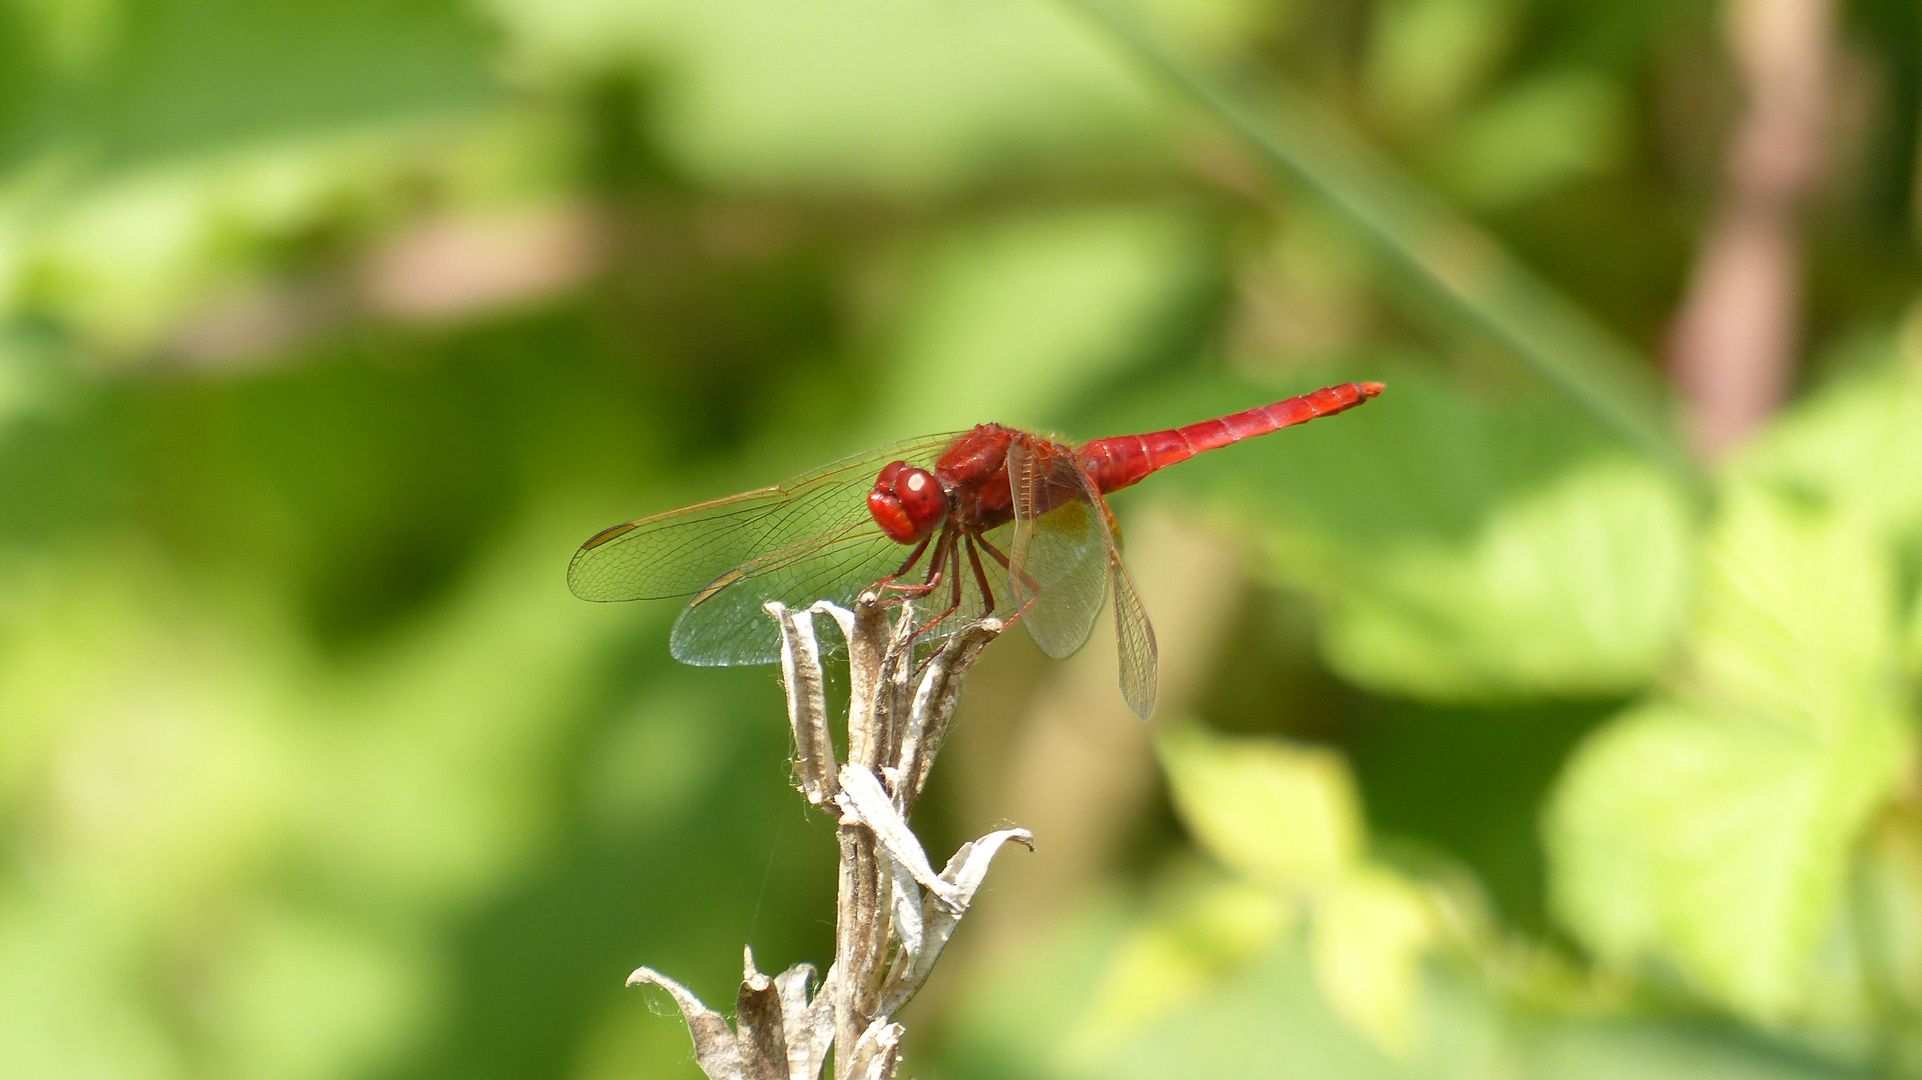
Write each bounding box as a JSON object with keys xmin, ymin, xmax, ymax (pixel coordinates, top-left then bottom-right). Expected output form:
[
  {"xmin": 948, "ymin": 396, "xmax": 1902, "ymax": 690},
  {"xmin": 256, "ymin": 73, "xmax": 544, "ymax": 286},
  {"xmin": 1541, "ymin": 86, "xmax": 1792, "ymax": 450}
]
[{"xmin": 4, "ymin": 0, "xmax": 1922, "ymax": 1076}]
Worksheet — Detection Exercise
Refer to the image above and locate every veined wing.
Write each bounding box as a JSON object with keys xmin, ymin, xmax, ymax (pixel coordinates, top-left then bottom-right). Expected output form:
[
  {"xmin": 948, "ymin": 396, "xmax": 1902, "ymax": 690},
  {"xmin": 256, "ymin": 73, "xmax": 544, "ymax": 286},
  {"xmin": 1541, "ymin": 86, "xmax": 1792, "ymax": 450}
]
[
  {"xmin": 1007, "ymin": 437, "xmax": 1110, "ymax": 658},
  {"xmin": 567, "ymin": 432, "xmax": 962, "ymax": 604},
  {"xmin": 1006, "ymin": 436, "xmax": 1159, "ymax": 719},
  {"xmin": 668, "ymin": 517, "xmax": 1016, "ymax": 667},
  {"xmin": 1093, "ymin": 496, "xmax": 1158, "ymax": 720}
]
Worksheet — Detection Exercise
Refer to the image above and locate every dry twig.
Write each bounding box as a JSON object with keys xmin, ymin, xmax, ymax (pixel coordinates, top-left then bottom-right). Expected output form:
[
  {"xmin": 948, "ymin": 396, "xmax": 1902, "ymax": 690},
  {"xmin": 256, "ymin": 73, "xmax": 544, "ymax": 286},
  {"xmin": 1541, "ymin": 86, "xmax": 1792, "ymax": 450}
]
[{"xmin": 625, "ymin": 594, "xmax": 1025, "ymax": 1080}]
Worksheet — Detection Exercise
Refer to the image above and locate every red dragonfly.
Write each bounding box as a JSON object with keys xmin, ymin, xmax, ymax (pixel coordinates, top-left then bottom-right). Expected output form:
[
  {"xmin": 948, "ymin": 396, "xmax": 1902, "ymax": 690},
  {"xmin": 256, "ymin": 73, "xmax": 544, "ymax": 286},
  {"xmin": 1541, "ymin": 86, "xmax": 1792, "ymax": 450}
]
[{"xmin": 569, "ymin": 382, "xmax": 1382, "ymax": 718}]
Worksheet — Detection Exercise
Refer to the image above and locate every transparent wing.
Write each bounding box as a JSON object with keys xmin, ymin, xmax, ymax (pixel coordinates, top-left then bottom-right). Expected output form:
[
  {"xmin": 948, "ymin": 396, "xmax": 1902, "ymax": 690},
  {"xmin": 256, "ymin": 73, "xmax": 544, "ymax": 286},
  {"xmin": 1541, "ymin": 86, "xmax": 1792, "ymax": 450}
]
[
  {"xmin": 568, "ymin": 433, "xmax": 962, "ymax": 664},
  {"xmin": 1103, "ymin": 520, "xmax": 1159, "ymax": 720},
  {"xmin": 684, "ymin": 511, "xmax": 1030, "ymax": 668},
  {"xmin": 669, "ymin": 525, "xmax": 905, "ymax": 666},
  {"xmin": 673, "ymin": 517, "xmax": 1017, "ymax": 667},
  {"xmin": 568, "ymin": 433, "xmax": 961, "ymax": 601},
  {"xmin": 1006, "ymin": 437, "xmax": 1114, "ymax": 659},
  {"xmin": 1006, "ymin": 437, "xmax": 1159, "ymax": 719}
]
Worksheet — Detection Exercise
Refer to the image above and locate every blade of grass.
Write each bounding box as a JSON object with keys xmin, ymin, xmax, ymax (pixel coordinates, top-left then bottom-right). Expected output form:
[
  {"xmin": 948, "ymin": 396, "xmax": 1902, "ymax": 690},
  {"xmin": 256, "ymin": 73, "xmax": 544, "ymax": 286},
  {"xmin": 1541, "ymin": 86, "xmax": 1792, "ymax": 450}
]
[{"xmin": 1064, "ymin": 0, "xmax": 1699, "ymax": 483}]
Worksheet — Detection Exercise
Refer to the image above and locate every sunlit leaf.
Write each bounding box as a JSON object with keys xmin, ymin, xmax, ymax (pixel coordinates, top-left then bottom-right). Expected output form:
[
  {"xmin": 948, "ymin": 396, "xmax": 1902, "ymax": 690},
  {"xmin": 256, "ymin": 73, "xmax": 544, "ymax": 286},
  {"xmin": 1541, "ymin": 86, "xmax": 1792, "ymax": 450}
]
[
  {"xmin": 1739, "ymin": 347, "xmax": 1922, "ymax": 542},
  {"xmin": 1156, "ymin": 724, "xmax": 1441, "ymax": 1053},
  {"xmin": 1077, "ymin": 938, "xmax": 1428, "ymax": 1080},
  {"xmin": 1157, "ymin": 724, "xmax": 1363, "ymax": 888},
  {"xmin": 1853, "ymin": 813, "xmax": 1922, "ymax": 1047},
  {"xmin": 955, "ymin": 909, "xmax": 1852, "ymax": 1080},
  {"xmin": 1546, "ymin": 481, "xmax": 1914, "ymax": 1023},
  {"xmin": 1308, "ymin": 868, "xmax": 1438, "ymax": 1053},
  {"xmin": 1725, "ymin": 345, "xmax": 1922, "ymax": 678},
  {"xmin": 1319, "ymin": 459, "xmax": 1692, "ymax": 700},
  {"xmin": 1063, "ymin": 871, "xmax": 1290, "ymax": 1067}
]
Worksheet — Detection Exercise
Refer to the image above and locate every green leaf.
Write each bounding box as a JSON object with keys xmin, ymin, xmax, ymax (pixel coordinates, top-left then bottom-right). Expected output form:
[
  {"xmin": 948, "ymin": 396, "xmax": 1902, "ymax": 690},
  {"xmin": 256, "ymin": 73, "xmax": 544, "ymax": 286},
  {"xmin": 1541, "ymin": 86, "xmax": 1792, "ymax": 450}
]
[
  {"xmin": 1156, "ymin": 724, "xmax": 1440, "ymax": 1050},
  {"xmin": 1063, "ymin": 870, "xmax": 1291, "ymax": 1067},
  {"xmin": 1690, "ymin": 487, "xmax": 1901, "ymax": 735},
  {"xmin": 1308, "ymin": 868, "xmax": 1438, "ymax": 1052},
  {"xmin": 1739, "ymin": 348, "xmax": 1922, "ymax": 543},
  {"xmin": 1546, "ymin": 481, "xmax": 1914, "ymax": 1023},
  {"xmin": 1319, "ymin": 458, "xmax": 1692, "ymax": 700},
  {"xmin": 958, "ymin": 916, "xmax": 1858, "ymax": 1080},
  {"xmin": 1080, "ymin": 938, "xmax": 1433, "ymax": 1080},
  {"xmin": 1157, "ymin": 724, "xmax": 1363, "ymax": 888},
  {"xmin": 1735, "ymin": 344, "xmax": 1922, "ymax": 680}
]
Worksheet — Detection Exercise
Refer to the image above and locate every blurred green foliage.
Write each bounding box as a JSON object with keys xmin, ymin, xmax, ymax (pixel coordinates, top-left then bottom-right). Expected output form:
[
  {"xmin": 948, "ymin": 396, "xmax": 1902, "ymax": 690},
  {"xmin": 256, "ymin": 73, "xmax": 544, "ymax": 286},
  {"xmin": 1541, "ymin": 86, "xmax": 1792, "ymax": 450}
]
[{"xmin": 4, "ymin": 0, "xmax": 1922, "ymax": 1078}]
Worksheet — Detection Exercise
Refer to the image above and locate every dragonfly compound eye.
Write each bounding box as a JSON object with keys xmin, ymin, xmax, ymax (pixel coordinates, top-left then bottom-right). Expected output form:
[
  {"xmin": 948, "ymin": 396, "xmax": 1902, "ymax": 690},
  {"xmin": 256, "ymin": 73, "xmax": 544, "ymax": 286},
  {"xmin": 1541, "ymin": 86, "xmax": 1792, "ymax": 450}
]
[{"xmin": 867, "ymin": 462, "xmax": 946, "ymax": 543}]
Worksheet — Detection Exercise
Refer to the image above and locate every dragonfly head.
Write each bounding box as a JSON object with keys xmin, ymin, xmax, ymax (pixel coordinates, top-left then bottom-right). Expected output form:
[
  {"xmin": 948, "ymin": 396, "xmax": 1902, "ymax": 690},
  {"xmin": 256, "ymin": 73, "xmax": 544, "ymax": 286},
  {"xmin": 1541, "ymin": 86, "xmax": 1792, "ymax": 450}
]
[{"xmin": 869, "ymin": 460, "xmax": 947, "ymax": 543}]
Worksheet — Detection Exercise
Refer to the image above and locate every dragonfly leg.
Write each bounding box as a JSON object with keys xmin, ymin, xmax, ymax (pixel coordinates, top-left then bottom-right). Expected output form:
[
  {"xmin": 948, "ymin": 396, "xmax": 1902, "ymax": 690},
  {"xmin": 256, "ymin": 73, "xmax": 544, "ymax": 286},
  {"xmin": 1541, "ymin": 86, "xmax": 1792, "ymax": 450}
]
[
  {"xmin": 973, "ymin": 532, "xmax": 1011, "ymax": 569},
  {"xmin": 964, "ymin": 535, "xmax": 996, "ymax": 614},
  {"xmin": 881, "ymin": 529, "xmax": 951, "ymax": 598},
  {"xmin": 913, "ymin": 538, "xmax": 966, "ymax": 637},
  {"xmin": 874, "ymin": 533, "xmax": 935, "ymax": 593},
  {"xmin": 973, "ymin": 531, "xmax": 1039, "ymax": 614}
]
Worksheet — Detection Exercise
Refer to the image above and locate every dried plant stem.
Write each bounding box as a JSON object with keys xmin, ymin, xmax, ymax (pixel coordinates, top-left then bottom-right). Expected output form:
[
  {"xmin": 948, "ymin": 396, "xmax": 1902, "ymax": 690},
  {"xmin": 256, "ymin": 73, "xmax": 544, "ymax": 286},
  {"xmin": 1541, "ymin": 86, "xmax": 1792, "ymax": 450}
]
[{"xmin": 625, "ymin": 594, "xmax": 1022, "ymax": 1080}]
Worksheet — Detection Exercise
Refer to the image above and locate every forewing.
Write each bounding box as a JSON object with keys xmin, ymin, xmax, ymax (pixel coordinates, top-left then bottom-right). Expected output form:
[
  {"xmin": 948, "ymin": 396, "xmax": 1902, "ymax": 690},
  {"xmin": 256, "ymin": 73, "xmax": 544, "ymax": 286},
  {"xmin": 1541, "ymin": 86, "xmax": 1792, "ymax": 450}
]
[
  {"xmin": 567, "ymin": 433, "xmax": 960, "ymax": 603},
  {"xmin": 669, "ymin": 525, "xmax": 902, "ymax": 665},
  {"xmin": 673, "ymin": 517, "xmax": 1018, "ymax": 666},
  {"xmin": 1007, "ymin": 438, "xmax": 1110, "ymax": 660}
]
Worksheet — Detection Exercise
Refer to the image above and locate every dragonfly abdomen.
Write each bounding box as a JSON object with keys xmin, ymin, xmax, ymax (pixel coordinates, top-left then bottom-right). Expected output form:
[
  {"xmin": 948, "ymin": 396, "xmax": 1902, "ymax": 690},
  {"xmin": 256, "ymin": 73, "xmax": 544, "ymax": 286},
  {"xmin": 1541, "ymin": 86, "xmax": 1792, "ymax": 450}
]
[{"xmin": 1081, "ymin": 382, "xmax": 1383, "ymax": 493}]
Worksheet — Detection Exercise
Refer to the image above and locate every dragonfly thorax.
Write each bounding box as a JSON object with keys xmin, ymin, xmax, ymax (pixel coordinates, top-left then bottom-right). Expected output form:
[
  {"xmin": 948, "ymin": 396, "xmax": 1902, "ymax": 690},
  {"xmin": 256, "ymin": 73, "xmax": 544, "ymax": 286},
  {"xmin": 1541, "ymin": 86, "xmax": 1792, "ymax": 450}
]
[{"xmin": 868, "ymin": 461, "xmax": 948, "ymax": 543}]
